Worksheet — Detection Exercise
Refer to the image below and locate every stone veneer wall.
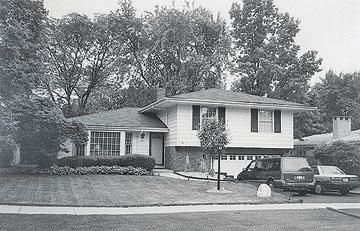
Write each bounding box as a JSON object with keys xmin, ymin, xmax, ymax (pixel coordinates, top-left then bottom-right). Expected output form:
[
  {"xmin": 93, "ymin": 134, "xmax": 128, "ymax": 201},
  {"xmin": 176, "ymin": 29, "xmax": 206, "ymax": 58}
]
[{"xmin": 165, "ymin": 146, "xmax": 211, "ymax": 171}]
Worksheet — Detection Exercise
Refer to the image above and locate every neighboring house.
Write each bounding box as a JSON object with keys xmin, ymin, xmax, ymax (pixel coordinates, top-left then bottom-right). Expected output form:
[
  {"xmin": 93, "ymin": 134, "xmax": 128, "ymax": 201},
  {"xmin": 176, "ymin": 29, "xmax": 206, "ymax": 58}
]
[
  {"xmin": 57, "ymin": 88, "xmax": 313, "ymax": 176},
  {"xmin": 294, "ymin": 116, "xmax": 360, "ymax": 155}
]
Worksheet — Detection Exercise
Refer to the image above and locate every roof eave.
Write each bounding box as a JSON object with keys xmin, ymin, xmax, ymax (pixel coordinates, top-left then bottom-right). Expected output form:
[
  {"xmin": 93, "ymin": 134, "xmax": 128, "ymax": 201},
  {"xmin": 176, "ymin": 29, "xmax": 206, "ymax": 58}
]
[
  {"xmin": 140, "ymin": 98, "xmax": 316, "ymax": 112},
  {"xmin": 85, "ymin": 125, "xmax": 169, "ymax": 132}
]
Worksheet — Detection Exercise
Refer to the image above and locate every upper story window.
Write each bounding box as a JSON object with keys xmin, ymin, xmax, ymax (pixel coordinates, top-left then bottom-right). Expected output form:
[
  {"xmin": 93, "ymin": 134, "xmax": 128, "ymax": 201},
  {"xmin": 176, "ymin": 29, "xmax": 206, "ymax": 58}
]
[
  {"xmin": 259, "ymin": 110, "xmax": 273, "ymax": 132},
  {"xmin": 192, "ymin": 105, "xmax": 226, "ymax": 130},
  {"xmin": 251, "ymin": 109, "xmax": 281, "ymax": 133},
  {"xmin": 201, "ymin": 107, "xmax": 217, "ymax": 123}
]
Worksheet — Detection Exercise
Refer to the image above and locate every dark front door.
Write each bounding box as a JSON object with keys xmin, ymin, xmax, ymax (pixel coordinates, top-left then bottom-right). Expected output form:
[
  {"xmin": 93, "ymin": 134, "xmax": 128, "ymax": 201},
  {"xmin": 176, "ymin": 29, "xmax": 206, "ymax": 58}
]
[{"xmin": 150, "ymin": 133, "xmax": 164, "ymax": 165}]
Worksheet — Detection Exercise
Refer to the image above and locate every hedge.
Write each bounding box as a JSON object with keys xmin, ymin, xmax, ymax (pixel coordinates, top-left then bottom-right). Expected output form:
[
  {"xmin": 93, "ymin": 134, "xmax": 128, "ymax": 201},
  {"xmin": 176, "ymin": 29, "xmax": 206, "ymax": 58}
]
[
  {"xmin": 34, "ymin": 165, "xmax": 149, "ymax": 175},
  {"xmin": 56, "ymin": 154, "xmax": 156, "ymax": 171}
]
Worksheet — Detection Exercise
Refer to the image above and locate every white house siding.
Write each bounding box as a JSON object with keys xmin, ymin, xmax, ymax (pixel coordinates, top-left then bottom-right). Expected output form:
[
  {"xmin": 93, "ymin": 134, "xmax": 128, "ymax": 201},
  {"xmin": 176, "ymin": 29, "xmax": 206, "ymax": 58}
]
[
  {"xmin": 131, "ymin": 131, "xmax": 150, "ymax": 154},
  {"xmin": 174, "ymin": 104, "xmax": 294, "ymax": 149},
  {"xmin": 57, "ymin": 139, "xmax": 74, "ymax": 159},
  {"xmin": 165, "ymin": 105, "xmax": 177, "ymax": 146}
]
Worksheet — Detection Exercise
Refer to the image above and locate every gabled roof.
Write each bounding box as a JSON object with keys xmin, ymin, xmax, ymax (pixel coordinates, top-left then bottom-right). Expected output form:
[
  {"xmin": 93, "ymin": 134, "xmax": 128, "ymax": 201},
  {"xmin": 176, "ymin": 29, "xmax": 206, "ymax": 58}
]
[
  {"xmin": 170, "ymin": 88, "xmax": 304, "ymax": 106},
  {"xmin": 294, "ymin": 130, "xmax": 360, "ymax": 147},
  {"xmin": 140, "ymin": 88, "xmax": 315, "ymax": 113},
  {"xmin": 71, "ymin": 107, "xmax": 167, "ymax": 131}
]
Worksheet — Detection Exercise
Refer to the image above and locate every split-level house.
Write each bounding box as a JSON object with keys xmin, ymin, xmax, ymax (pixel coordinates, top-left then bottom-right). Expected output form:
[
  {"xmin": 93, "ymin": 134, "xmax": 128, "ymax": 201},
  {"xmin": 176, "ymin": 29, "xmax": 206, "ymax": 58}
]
[{"xmin": 60, "ymin": 88, "xmax": 314, "ymax": 176}]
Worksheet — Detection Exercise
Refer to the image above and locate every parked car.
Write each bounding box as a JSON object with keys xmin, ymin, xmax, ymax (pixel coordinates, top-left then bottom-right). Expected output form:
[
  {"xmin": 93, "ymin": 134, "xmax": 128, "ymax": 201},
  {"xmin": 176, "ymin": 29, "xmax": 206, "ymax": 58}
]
[
  {"xmin": 237, "ymin": 157, "xmax": 314, "ymax": 195},
  {"xmin": 311, "ymin": 165, "xmax": 360, "ymax": 195}
]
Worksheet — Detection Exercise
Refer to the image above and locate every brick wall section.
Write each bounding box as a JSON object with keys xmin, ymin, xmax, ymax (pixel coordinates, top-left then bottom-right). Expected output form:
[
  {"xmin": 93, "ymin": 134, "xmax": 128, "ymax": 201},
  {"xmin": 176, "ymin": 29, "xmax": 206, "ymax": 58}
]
[{"xmin": 165, "ymin": 146, "xmax": 211, "ymax": 171}]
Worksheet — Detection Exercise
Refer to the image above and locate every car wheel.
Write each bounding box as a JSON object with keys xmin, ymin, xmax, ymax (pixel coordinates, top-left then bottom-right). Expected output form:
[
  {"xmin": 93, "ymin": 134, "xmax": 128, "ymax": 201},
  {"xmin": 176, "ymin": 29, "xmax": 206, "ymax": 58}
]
[
  {"xmin": 340, "ymin": 188, "xmax": 349, "ymax": 195},
  {"xmin": 267, "ymin": 179, "xmax": 274, "ymax": 188},
  {"xmin": 314, "ymin": 183, "xmax": 324, "ymax": 195}
]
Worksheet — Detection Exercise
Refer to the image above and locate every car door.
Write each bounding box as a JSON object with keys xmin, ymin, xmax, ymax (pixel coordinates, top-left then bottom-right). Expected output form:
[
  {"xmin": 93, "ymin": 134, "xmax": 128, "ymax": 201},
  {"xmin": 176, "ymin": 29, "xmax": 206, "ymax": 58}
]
[{"xmin": 242, "ymin": 161, "xmax": 257, "ymax": 180}]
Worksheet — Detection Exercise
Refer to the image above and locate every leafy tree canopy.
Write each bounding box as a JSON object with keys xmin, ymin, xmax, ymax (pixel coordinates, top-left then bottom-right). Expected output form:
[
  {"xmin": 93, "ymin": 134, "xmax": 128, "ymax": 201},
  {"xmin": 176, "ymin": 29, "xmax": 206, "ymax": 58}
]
[
  {"xmin": 230, "ymin": 0, "xmax": 322, "ymax": 103},
  {"xmin": 310, "ymin": 141, "xmax": 360, "ymax": 176},
  {"xmin": 310, "ymin": 70, "xmax": 360, "ymax": 133}
]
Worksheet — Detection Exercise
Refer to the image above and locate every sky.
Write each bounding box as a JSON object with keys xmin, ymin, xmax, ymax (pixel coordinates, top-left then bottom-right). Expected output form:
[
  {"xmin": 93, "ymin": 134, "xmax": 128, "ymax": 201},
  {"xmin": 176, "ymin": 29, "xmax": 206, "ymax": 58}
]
[{"xmin": 44, "ymin": 0, "xmax": 360, "ymax": 86}]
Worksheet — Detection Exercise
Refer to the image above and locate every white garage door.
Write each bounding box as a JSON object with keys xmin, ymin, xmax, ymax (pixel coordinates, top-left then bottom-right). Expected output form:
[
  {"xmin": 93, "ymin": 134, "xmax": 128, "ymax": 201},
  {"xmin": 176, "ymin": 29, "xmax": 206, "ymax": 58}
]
[{"xmin": 213, "ymin": 155, "xmax": 271, "ymax": 177}]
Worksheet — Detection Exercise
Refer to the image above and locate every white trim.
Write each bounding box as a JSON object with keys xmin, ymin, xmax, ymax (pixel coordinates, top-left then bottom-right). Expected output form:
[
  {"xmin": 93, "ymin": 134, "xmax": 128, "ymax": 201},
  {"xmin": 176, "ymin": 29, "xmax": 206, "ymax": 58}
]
[
  {"xmin": 86, "ymin": 125, "xmax": 168, "ymax": 133},
  {"xmin": 140, "ymin": 98, "xmax": 316, "ymax": 113}
]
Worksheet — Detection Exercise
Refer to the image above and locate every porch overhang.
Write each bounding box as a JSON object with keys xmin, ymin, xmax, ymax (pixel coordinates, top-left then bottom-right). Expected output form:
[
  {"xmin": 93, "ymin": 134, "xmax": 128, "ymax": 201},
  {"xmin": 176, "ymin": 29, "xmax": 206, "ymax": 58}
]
[{"xmin": 86, "ymin": 125, "xmax": 169, "ymax": 133}]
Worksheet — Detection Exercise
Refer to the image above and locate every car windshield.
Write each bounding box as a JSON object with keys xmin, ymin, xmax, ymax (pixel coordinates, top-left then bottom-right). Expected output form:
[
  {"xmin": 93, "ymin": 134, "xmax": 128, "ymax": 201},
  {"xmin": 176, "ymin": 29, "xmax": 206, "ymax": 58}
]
[
  {"xmin": 282, "ymin": 158, "xmax": 312, "ymax": 172},
  {"xmin": 319, "ymin": 166, "xmax": 345, "ymax": 175}
]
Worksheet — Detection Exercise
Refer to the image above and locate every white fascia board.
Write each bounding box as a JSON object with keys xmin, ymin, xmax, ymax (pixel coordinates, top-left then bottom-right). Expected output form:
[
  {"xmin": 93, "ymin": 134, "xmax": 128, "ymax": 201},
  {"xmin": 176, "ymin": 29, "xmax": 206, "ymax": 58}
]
[
  {"xmin": 140, "ymin": 98, "xmax": 316, "ymax": 113},
  {"xmin": 86, "ymin": 125, "xmax": 169, "ymax": 133}
]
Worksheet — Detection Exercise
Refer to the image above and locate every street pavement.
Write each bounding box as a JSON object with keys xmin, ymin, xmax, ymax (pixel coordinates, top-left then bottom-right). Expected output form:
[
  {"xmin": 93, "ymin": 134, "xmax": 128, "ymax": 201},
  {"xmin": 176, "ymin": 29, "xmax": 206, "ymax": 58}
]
[{"xmin": 0, "ymin": 208, "xmax": 359, "ymax": 231}]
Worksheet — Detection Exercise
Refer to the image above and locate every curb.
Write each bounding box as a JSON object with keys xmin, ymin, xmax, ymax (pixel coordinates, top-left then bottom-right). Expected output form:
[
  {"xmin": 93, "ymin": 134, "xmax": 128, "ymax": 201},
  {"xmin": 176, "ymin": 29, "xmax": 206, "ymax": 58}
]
[
  {"xmin": 326, "ymin": 207, "xmax": 360, "ymax": 219},
  {"xmin": 174, "ymin": 171, "xmax": 234, "ymax": 182},
  {"xmin": 0, "ymin": 199, "xmax": 302, "ymax": 209}
]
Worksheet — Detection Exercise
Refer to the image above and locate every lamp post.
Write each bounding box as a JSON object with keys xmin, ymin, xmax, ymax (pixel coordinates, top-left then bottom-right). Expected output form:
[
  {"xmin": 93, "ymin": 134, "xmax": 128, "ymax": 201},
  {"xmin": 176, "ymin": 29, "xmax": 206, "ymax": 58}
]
[{"xmin": 217, "ymin": 153, "xmax": 221, "ymax": 190}]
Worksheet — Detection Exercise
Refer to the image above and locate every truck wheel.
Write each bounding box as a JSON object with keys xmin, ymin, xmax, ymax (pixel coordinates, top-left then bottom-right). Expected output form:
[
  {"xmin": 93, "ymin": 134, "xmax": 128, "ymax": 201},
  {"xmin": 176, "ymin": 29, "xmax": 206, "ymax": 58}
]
[
  {"xmin": 314, "ymin": 183, "xmax": 324, "ymax": 195},
  {"xmin": 340, "ymin": 188, "xmax": 349, "ymax": 195}
]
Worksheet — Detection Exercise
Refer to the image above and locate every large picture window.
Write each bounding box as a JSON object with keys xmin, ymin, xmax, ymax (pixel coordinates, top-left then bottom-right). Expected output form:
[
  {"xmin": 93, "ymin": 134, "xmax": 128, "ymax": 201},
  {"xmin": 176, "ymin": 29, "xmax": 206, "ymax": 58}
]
[
  {"xmin": 90, "ymin": 132, "xmax": 121, "ymax": 156},
  {"xmin": 201, "ymin": 107, "xmax": 217, "ymax": 123},
  {"xmin": 125, "ymin": 132, "xmax": 132, "ymax": 154},
  {"xmin": 259, "ymin": 110, "xmax": 273, "ymax": 132}
]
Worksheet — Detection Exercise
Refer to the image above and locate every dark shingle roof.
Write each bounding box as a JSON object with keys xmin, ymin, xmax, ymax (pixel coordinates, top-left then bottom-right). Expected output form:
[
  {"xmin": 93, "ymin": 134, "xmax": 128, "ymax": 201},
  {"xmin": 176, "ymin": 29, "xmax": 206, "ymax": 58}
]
[
  {"xmin": 169, "ymin": 88, "xmax": 304, "ymax": 106},
  {"xmin": 71, "ymin": 107, "xmax": 167, "ymax": 129}
]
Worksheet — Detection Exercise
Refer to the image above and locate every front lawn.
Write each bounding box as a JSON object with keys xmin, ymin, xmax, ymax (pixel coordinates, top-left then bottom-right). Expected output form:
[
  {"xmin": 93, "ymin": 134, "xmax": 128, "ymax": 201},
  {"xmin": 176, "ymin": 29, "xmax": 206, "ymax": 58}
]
[{"xmin": 0, "ymin": 173, "xmax": 289, "ymax": 207}]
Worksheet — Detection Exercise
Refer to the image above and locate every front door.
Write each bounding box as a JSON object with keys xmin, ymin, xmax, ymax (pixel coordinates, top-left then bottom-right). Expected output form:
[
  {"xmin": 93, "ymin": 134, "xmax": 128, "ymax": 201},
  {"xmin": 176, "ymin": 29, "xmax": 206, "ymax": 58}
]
[{"xmin": 150, "ymin": 133, "xmax": 164, "ymax": 165}]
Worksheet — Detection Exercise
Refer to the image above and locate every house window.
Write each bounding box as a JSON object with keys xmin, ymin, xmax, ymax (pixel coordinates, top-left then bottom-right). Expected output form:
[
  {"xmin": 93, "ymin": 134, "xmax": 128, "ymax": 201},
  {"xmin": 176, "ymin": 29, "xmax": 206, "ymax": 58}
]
[
  {"xmin": 238, "ymin": 155, "xmax": 245, "ymax": 160},
  {"xmin": 90, "ymin": 131, "xmax": 121, "ymax": 156},
  {"xmin": 201, "ymin": 107, "xmax": 217, "ymax": 124},
  {"xmin": 255, "ymin": 155, "xmax": 262, "ymax": 160},
  {"xmin": 75, "ymin": 144, "xmax": 85, "ymax": 156},
  {"xmin": 221, "ymin": 155, "xmax": 227, "ymax": 160},
  {"xmin": 259, "ymin": 110, "xmax": 273, "ymax": 132},
  {"xmin": 247, "ymin": 155, "xmax": 253, "ymax": 160},
  {"xmin": 230, "ymin": 155, "xmax": 236, "ymax": 160},
  {"xmin": 125, "ymin": 132, "xmax": 132, "ymax": 154}
]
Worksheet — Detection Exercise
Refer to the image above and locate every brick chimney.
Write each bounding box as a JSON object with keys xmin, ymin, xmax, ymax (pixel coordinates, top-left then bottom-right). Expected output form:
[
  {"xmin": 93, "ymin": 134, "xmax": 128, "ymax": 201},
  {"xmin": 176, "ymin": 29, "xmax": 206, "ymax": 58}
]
[
  {"xmin": 157, "ymin": 88, "xmax": 166, "ymax": 101},
  {"xmin": 333, "ymin": 116, "xmax": 351, "ymax": 139}
]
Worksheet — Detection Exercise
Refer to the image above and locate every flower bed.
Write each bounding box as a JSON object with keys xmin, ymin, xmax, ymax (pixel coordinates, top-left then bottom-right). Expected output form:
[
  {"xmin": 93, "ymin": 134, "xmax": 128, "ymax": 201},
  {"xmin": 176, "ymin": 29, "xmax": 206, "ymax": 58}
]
[{"xmin": 34, "ymin": 165, "xmax": 149, "ymax": 175}]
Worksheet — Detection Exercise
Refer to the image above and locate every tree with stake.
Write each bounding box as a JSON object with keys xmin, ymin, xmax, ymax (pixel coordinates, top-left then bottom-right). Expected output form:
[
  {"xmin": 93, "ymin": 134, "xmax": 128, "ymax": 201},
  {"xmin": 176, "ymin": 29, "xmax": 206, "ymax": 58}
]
[{"xmin": 197, "ymin": 117, "xmax": 229, "ymax": 190}]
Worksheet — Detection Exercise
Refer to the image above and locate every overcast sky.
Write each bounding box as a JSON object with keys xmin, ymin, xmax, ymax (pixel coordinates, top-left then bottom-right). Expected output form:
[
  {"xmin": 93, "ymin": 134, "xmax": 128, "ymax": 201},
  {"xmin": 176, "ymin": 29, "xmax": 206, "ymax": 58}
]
[{"xmin": 44, "ymin": 0, "xmax": 360, "ymax": 85}]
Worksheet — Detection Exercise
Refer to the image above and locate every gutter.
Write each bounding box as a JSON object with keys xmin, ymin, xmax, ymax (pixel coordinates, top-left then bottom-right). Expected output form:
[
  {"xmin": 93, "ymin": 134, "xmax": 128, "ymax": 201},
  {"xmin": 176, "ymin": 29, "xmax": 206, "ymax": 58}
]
[{"xmin": 139, "ymin": 98, "xmax": 316, "ymax": 113}]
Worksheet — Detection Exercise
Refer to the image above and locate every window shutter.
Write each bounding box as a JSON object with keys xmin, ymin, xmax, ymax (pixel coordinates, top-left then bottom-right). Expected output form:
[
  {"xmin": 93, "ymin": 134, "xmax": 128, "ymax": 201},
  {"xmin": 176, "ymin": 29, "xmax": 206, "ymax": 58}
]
[
  {"xmin": 192, "ymin": 105, "xmax": 200, "ymax": 130},
  {"xmin": 274, "ymin": 110, "xmax": 281, "ymax": 133},
  {"xmin": 251, "ymin": 109, "xmax": 258, "ymax": 132},
  {"xmin": 218, "ymin": 107, "xmax": 226, "ymax": 124}
]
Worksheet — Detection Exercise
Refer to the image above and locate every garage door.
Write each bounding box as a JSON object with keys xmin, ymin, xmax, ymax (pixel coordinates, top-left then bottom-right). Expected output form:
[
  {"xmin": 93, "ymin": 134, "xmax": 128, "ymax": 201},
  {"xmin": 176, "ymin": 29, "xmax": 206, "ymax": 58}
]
[{"xmin": 213, "ymin": 155, "xmax": 272, "ymax": 177}]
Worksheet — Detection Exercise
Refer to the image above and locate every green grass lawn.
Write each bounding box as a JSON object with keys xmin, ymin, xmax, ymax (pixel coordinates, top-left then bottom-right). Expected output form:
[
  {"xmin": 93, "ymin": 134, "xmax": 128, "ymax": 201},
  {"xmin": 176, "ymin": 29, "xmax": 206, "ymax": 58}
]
[{"xmin": 0, "ymin": 173, "xmax": 289, "ymax": 206}]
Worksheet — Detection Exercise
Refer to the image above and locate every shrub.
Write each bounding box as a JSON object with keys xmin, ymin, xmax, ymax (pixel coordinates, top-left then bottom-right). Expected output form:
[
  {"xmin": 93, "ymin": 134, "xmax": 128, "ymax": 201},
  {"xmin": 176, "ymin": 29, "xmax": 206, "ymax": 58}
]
[
  {"xmin": 310, "ymin": 141, "xmax": 360, "ymax": 175},
  {"xmin": 56, "ymin": 154, "xmax": 156, "ymax": 171},
  {"xmin": 34, "ymin": 165, "xmax": 149, "ymax": 175}
]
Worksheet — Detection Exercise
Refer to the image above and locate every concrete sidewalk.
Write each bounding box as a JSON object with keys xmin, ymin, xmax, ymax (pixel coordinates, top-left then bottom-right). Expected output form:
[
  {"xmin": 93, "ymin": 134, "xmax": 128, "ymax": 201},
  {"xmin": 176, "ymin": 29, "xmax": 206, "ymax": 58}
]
[{"xmin": 2, "ymin": 203, "xmax": 360, "ymax": 215}]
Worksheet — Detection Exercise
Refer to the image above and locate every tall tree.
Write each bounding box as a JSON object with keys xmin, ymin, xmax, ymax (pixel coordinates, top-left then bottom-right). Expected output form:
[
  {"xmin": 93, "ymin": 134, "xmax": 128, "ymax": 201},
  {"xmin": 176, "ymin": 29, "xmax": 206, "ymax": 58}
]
[
  {"xmin": 45, "ymin": 13, "xmax": 121, "ymax": 116},
  {"xmin": 310, "ymin": 71, "xmax": 360, "ymax": 132},
  {"xmin": 230, "ymin": 0, "xmax": 322, "ymax": 103},
  {"xmin": 111, "ymin": 1, "xmax": 231, "ymax": 97},
  {"xmin": 0, "ymin": 0, "xmax": 47, "ymax": 100}
]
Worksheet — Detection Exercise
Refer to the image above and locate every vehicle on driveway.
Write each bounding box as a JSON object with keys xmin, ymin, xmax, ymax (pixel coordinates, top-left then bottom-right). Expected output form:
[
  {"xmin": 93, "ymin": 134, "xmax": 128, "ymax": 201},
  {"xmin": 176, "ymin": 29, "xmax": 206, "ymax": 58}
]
[
  {"xmin": 237, "ymin": 157, "xmax": 314, "ymax": 195},
  {"xmin": 311, "ymin": 165, "xmax": 360, "ymax": 195}
]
